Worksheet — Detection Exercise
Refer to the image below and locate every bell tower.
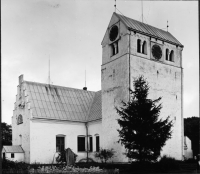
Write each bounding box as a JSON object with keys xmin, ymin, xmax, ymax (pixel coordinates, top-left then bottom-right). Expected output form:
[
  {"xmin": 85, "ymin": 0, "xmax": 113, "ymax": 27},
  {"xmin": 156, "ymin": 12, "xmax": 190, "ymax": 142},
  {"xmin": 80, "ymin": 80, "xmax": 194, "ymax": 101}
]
[{"xmin": 101, "ymin": 12, "xmax": 184, "ymax": 162}]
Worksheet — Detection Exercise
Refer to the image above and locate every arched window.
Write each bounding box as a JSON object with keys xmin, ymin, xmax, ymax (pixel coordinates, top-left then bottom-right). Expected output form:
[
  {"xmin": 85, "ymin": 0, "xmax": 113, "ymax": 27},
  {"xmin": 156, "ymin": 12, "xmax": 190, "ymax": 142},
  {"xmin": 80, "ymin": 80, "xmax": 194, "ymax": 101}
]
[
  {"xmin": 56, "ymin": 135, "xmax": 65, "ymax": 152},
  {"xmin": 166, "ymin": 49, "xmax": 169, "ymax": 60},
  {"xmin": 114, "ymin": 42, "xmax": 118, "ymax": 54},
  {"xmin": 111, "ymin": 44, "xmax": 115, "ymax": 56},
  {"xmin": 110, "ymin": 41, "xmax": 118, "ymax": 57},
  {"xmin": 17, "ymin": 115, "xmax": 23, "ymax": 125},
  {"xmin": 142, "ymin": 41, "xmax": 147, "ymax": 54},
  {"xmin": 169, "ymin": 50, "xmax": 174, "ymax": 61},
  {"xmin": 137, "ymin": 39, "xmax": 141, "ymax": 53}
]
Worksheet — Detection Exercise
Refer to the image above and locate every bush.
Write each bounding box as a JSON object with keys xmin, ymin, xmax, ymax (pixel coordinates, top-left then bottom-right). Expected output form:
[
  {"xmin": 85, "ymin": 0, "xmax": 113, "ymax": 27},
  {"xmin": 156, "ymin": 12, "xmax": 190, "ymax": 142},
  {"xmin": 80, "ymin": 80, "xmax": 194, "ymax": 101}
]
[
  {"xmin": 29, "ymin": 166, "xmax": 104, "ymax": 173},
  {"xmin": 2, "ymin": 158, "xmax": 29, "ymax": 170},
  {"xmin": 184, "ymin": 158, "xmax": 196, "ymax": 163},
  {"xmin": 158, "ymin": 155, "xmax": 180, "ymax": 172},
  {"xmin": 78, "ymin": 157, "xmax": 95, "ymax": 163},
  {"xmin": 95, "ymin": 148, "xmax": 115, "ymax": 163},
  {"xmin": 2, "ymin": 158, "xmax": 119, "ymax": 173}
]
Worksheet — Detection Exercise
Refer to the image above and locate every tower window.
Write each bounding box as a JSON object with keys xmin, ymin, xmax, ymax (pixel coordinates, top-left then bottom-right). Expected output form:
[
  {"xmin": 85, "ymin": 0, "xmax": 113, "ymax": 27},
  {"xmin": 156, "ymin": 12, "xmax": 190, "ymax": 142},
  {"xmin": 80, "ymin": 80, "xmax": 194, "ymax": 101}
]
[
  {"xmin": 17, "ymin": 115, "xmax": 23, "ymax": 125},
  {"xmin": 142, "ymin": 41, "xmax": 147, "ymax": 54},
  {"xmin": 111, "ymin": 44, "xmax": 115, "ymax": 56},
  {"xmin": 169, "ymin": 50, "xmax": 174, "ymax": 61},
  {"xmin": 137, "ymin": 39, "xmax": 141, "ymax": 53},
  {"xmin": 166, "ymin": 49, "xmax": 169, "ymax": 60},
  {"xmin": 110, "ymin": 41, "xmax": 118, "ymax": 56}
]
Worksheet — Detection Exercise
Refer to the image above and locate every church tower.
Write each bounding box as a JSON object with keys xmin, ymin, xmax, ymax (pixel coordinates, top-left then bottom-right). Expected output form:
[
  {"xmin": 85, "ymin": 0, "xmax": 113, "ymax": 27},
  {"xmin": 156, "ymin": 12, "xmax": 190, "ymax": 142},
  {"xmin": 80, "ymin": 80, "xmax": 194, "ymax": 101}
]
[{"xmin": 101, "ymin": 13, "xmax": 184, "ymax": 162}]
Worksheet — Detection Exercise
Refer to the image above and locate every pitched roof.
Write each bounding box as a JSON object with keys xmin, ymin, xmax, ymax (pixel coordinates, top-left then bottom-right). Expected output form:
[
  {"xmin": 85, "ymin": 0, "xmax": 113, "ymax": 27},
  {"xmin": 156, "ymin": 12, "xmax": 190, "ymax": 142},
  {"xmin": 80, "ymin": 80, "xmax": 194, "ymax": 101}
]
[
  {"xmin": 3, "ymin": 146, "xmax": 24, "ymax": 153},
  {"xmin": 115, "ymin": 12, "xmax": 183, "ymax": 47},
  {"xmin": 24, "ymin": 81, "xmax": 102, "ymax": 122},
  {"xmin": 88, "ymin": 90, "xmax": 102, "ymax": 122}
]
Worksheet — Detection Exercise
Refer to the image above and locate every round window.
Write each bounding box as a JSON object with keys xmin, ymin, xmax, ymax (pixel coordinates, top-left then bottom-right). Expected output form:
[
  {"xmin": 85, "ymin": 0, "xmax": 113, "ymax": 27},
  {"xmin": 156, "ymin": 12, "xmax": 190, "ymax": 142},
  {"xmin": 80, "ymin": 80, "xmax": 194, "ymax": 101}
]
[
  {"xmin": 109, "ymin": 25, "xmax": 119, "ymax": 42},
  {"xmin": 152, "ymin": 44, "xmax": 162, "ymax": 60}
]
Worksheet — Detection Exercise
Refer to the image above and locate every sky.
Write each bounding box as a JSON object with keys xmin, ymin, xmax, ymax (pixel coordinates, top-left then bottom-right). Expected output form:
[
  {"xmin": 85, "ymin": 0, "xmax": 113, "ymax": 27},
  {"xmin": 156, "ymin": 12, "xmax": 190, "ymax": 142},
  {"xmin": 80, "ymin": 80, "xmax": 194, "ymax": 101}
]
[{"xmin": 2, "ymin": 0, "xmax": 199, "ymax": 125}]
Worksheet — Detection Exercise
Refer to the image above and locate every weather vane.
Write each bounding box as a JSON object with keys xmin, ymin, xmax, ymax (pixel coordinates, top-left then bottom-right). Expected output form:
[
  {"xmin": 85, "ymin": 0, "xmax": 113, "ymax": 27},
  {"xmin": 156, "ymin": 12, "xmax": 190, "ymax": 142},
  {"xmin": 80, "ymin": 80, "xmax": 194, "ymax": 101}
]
[
  {"xmin": 114, "ymin": 0, "xmax": 116, "ymax": 12},
  {"xmin": 141, "ymin": 0, "xmax": 143, "ymax": 23},
  {"xmin": 48, "ymin": 56, "xmax": 51, "ymax": 85},
  {"xmin": 167, "ymin": 20, "xmax": 169, "ymax": 32}
]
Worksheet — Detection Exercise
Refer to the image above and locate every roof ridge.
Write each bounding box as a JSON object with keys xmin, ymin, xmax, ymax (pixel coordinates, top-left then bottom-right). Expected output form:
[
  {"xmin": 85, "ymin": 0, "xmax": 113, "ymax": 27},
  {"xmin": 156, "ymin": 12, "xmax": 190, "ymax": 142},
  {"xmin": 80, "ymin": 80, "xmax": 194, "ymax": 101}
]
[
  {"xmin": 116, "ymin": 12, "xmax": 167, "ymax": 33},
  {"xmin": 24, "ymin": 80, "xmax": 97, "ymax": 93},
  {"xmin": 115, "ymin": 12, "xmax": 183, "ymax": 47}
]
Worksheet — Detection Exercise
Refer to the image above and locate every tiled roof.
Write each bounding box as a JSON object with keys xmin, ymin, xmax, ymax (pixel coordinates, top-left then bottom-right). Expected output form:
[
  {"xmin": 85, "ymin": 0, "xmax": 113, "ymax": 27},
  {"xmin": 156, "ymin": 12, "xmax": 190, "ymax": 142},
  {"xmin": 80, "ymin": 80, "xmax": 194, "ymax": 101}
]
[
  {"xmin": 88, "ymin": 90, "xmax": 102, "ymax": 122},
  {"xmin": 115, "ymin": 13, "xmax": 183, "ymax": 47},
  {"xmin": 3, "ymin": 146, "xmax": 24, "ymax": 153},
  {"xmin": 24, "ymin": 81, "xmax": 102, "ymax": 122}
]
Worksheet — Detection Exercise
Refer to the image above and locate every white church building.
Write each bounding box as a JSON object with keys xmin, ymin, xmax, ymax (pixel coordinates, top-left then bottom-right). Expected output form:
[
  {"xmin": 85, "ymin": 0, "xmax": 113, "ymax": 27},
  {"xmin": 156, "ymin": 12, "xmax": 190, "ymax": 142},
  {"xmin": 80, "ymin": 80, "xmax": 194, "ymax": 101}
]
[{"xmin": 12, "ymin": 12, "xmax": 184, "ymax": 164}]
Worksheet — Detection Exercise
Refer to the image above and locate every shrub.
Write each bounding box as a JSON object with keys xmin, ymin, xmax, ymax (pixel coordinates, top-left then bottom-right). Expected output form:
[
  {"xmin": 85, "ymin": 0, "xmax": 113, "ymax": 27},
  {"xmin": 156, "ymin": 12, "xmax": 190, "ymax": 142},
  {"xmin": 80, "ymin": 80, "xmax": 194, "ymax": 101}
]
[
  {"xmin": 184, "ymin": 158, "xmax": 196, "ymax": 163},
  {"xmin": 29, "ymin": 165, "xmax": 108, "ymax": 173},
  {"xmin": 95, "ymin": 148, "xmax": 115, "ymax": 163},
  {"xmin": 78, "ymin": 157, "xmax": 95, "ymax": 163},
  {"xmin": 2, "ymin": 158, "xmax": 29, "ymax": 170},
  {"xmin": 158, "ymin": 155, "xmax": 180, "ymax": 171}
]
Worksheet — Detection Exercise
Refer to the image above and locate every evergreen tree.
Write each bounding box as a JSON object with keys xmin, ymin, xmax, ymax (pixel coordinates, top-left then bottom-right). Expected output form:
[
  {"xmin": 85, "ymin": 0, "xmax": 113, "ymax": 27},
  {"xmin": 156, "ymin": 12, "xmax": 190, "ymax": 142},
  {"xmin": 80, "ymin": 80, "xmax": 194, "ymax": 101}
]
[
  {"xmin": 1, "ymin": 122, "xmax": 12, "ymax": 146},
  {"xmin": 116, "ymin": 76, "xmax": 173, "ymax": 162}
]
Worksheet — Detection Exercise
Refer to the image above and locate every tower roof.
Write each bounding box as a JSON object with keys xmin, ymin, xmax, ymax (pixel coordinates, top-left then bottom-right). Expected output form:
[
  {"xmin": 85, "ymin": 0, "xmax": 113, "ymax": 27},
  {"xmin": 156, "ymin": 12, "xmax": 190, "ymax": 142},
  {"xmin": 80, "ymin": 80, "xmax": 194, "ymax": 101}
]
[{"xmin": 115, "ymin": 12, "xmax": 183, "ymax": 47}]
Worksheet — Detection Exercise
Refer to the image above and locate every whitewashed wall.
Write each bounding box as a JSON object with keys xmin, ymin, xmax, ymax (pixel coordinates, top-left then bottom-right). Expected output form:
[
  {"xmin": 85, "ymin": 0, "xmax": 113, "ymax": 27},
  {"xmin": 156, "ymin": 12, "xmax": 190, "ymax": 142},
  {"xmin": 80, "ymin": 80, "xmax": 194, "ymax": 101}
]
[
  {"xmin": 129, "ymin": 30, "xmax": 183, "ymax": 160},
  {"xmin": 30, "ymin": 119, "xmax": 88, "ymax": 164},
  {"xmin": 87, "ymin": 120, "xmax": 102, "ymax": 162},
  {"xmin": 101, "ymin": 14, "xmax": 130, "ymax": 162},
  {"xmin": 101, "ymin": 13, "xmax": 183, "ymax": 162},
  {"xmin": 130, "ymin": 54, "xmax": 183, "ymax": 160},
  {"xmin": 2, "ymin": 152, "xmax": 24, "ymax": 162},
  {"xmin": 12, "ymin": 79, "xmax": 31, "ymax": 163}
]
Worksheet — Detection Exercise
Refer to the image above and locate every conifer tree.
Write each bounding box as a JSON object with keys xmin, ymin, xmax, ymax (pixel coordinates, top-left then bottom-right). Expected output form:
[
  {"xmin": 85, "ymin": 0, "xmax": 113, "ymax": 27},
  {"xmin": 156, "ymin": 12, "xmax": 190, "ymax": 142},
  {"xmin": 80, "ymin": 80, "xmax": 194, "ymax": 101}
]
[
  {"xmin": 116, "ymin": 76, "xmax": 173, "ymax": 162},
  {"xmin": 1, "ymin": 122, "xmax": 12, "ymax": 146}
]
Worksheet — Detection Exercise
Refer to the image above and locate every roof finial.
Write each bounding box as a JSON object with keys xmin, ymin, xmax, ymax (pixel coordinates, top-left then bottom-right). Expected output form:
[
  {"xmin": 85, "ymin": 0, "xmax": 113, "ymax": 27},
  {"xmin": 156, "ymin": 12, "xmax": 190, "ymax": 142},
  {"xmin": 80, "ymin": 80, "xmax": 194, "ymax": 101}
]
[
  {"xmin": 48, "ymin": 56, "xmax": 53, "ymax": 85},
  {"xmin": 141, "ymin": 0, "xmax": 143, "ymax": 23},
  {"xmin": 114, "ymin": 0, "xmax": 116, "ymax": 12},
  {"xmin": 48, "ymin": 56, "xmax": 51, "ymax": 85},
  {"xmin": 83, "ymin": 69, "xmax": 87, "ymax": 90},
  {"xmin": 167, "ymin": 20, "xmax": 169, "ymax": 32},
  {"xmin": 85, "ymin": 69, "xmax": 86, "ymax": 87}
]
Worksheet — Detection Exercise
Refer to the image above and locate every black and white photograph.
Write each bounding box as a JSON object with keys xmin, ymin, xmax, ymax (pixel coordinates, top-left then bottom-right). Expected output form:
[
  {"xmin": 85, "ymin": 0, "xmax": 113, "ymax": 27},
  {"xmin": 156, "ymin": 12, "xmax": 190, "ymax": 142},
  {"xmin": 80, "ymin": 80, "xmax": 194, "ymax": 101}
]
[{"xmin": 2, "ymin": 0, "xmax": 199, "ymax": 173}]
